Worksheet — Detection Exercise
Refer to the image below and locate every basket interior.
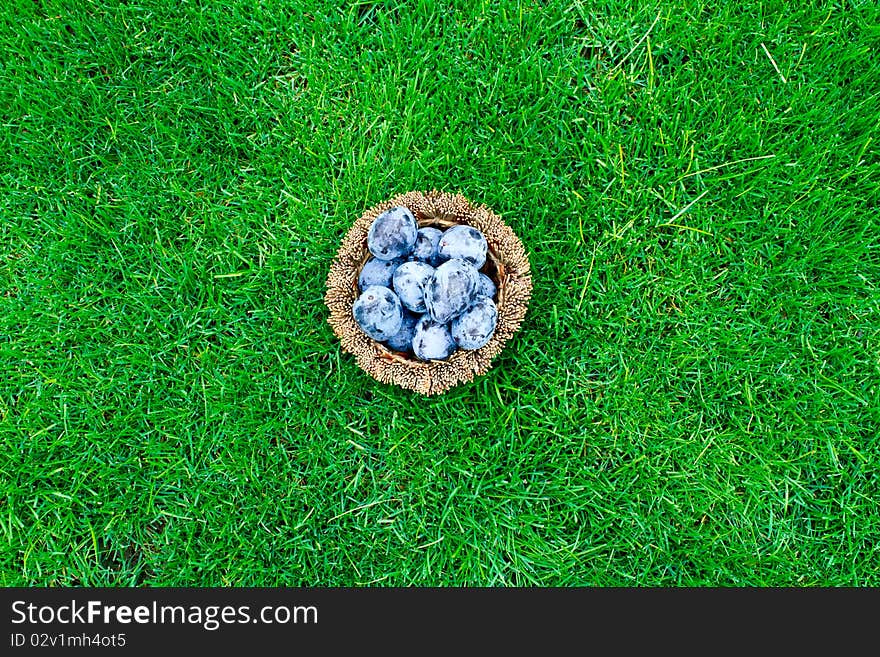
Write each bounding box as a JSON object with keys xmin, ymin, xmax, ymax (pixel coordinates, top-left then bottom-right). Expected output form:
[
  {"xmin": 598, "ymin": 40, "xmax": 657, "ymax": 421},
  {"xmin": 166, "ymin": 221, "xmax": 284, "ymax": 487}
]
[{"xmin": 354, "ymin": 216, "xmax": 504, "ymax": 364}]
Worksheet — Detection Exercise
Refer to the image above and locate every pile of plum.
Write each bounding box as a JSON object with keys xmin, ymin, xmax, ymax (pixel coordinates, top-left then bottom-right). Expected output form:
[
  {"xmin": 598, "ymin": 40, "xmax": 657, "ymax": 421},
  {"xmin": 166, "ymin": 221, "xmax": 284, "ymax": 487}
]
[{"xmin": 353, "ymin": 206, "xmax": 498, "ymax": 361}]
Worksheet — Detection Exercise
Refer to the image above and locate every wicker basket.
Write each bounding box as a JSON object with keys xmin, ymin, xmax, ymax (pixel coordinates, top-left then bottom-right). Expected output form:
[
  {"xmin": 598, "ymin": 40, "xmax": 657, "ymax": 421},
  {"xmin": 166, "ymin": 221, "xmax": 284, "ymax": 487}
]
[{"xmin": 324, "ymin": 190, "xmax": 532, "ymax": 396}]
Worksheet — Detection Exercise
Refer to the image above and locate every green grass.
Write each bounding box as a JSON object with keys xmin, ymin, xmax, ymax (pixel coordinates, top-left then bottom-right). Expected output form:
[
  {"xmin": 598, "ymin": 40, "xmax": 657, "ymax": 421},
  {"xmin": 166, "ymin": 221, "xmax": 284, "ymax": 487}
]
[{"xmin": 1, "ymin": 0, "xmax": 878, "ymax": 586}]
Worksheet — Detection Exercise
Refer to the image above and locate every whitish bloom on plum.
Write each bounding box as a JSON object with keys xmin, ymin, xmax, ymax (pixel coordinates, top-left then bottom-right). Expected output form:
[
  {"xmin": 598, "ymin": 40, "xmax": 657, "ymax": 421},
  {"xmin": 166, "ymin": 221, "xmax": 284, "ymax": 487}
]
[
  {"xmin": 424, "ymin": 258, "xmax": 479, "ymax": 324},
  {"xmin": 359, "ymin": 257, "xmax": 403, "ymax": 291},
  {"xmin": 437, "ymin": 224, "xmax": 488, "ymax": 269},
  {"xmin": 412, "ymin": 315, "xmax": 457, "ymax": 361},
  {"xmin": 353, "ymin": 285, "xmax": 403, "ymax": 341},
  {"xmin": 367, "ymin": 206, "xmax": 418, "ymax": 260},
  {"xmin": 451, "ymin": 296, "xmax": 497, "ymax": 350},
  {"xmin": 411, "ymin": 227, "xmax": 443, "ymax": 265},
  {"xmin": 392, "ymin": 261, "xmax": 434, "ymax": 313}
]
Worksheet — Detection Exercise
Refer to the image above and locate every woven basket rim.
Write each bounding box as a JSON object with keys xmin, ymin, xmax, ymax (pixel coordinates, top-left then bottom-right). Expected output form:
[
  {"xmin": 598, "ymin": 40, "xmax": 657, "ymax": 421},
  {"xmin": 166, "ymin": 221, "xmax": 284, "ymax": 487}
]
[{"xmin": 324, "ymin": 190, "xmax": 532, "ymax": 395}]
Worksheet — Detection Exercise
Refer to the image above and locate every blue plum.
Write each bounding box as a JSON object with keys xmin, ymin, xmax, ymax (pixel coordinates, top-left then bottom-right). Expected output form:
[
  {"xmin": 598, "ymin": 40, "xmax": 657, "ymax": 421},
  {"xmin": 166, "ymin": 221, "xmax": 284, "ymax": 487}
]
[
  {"xmin": 478, "ymin": 273, "xmax": 496, "ymax": 299},
  {"xmin": 424, "ymin": 258, "xmax": 479, "ymax": 324},
  {"xmin": 367, "ymin": 206, "xmax": 418, "ymax": 260},
  {"xmin": 451, "ymin": 296, "xmax": 498, "ymax": 350},
  {"xmin": 358, "ymin": 257, "xmax": 403, "ymax": 291},
  {"xmin": 392, "ymin": 261, "xmax": 434, "ymax": 313},
  {"xmin": 352, "ymin": 285, "xmax": 403, "ymax": 341},
  {"xmin": 410, "ymin": 227, "xmax": 443, "ymax": 265},
  {"xmin": 437, "ymin": 224, "xmax": 488, "ymax": 269},
  {"xmin": 412, "ymin": 315, "xmax": 457, "ymax": 361},
  {"xmin": 384, "ymin": 311, "xmax": 419, "ymax": 353}
]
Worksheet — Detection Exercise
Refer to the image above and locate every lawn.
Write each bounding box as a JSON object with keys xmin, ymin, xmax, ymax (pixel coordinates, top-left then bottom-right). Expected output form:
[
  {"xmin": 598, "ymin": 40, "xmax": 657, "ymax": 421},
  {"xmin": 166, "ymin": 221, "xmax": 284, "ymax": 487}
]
[{"xmin": 1, "ymin": 0, "xmax": 878, "ymax": 586}]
